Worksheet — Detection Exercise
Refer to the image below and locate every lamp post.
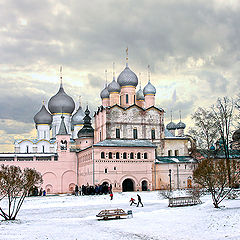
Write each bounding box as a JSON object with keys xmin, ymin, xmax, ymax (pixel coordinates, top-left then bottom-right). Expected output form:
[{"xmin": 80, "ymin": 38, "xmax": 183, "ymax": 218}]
[{"xmin": 169, "ymin": 169, "xmax": 172, "ymax": 191}]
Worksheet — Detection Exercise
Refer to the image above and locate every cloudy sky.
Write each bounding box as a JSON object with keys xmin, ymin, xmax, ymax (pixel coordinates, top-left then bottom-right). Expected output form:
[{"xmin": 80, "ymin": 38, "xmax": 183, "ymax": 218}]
[{"xmin": 0, "ymin": 0, "xmax": 240, "ymax": 152}]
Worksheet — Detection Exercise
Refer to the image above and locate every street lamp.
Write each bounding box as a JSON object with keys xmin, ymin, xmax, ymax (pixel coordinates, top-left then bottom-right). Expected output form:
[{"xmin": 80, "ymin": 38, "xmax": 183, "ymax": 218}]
[{"xmin": 169, "ymin": 169, "xmax": 172, "ymax": 192}]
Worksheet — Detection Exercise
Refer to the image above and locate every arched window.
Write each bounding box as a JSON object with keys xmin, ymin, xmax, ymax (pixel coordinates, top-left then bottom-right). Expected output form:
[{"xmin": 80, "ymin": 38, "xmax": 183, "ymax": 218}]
[
  {"xmin": 101, "ymin": 152, "xmax": 105, "ymax": 159},
  {"xmin": 26, "ymin": 145, "xmax": 29, "ymax": 153},
  {"xmin": 134, "ymin": 95, "xmax": 136, "ymax": 104},
  {"xmin": 137, "ymin": 152, "xmax": 141, "ymax": 159},
  {"xmin": 100, "ymin": 131, "xmax": 102, "ymax": 141},
  {"xmin": 168, "ymin": 150, "xmax": 172, "ymax": 156},
  {"xmin": 109, "ymin": 152, "xmax": 112, "ymax": 159},
  {"xmin": 123, "ymin": 152, "xmax": 127, "ymax": 159},
  {"xmin": 151, "ymin": 129, "xmax": 155, "ymax": 140},
  {"xmin": 42, "ymin": 145, "xmax": 45, "ymax": 153},
  {"xmin": 175, "ymin": 150, "xmax": 179, "ymax": 156},
  {"xmin": 116, "ymin": 152, "xmax": 120, "ymax": 159},
  {"xmin": 130, "ymin": 152, "xmax": 134, "ymax": 159},
  {"xmin": 144, "ymin": 153, "xmax": 148, "ymax": 159},
  {"xmin": 126, "ymin": 94, "xmax": 129, "ymax": 104},
  {"xmin": 104, "ymin": 168, "xmax": 108, "ymax": 173},
  {"xmin": 120, "ymin": 96, "xmax": 122, "ymax": 105}
]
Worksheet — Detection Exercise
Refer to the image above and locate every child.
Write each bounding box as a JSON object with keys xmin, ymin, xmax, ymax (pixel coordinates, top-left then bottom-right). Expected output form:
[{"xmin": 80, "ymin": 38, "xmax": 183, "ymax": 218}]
[
  {"xmin": 129, "ymin": 197, "xmax": 137, "ymax": 206},
  {"xmin": 110, "ymin": 192, "xmax": 113, "ymax": 200}
]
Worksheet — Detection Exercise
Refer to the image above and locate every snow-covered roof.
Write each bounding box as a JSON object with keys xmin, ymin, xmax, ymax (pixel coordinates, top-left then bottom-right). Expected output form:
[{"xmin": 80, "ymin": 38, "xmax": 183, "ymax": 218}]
[{"xmin": 156, "ymin": 156, "xmax": 197, "ymax": 164}]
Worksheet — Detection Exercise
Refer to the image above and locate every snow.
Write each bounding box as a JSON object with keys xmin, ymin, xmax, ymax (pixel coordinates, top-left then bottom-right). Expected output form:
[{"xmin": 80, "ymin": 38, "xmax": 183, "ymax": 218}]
[{"xmin": 0, "ymin": 191, "xmax": 240, "ymax": 240}]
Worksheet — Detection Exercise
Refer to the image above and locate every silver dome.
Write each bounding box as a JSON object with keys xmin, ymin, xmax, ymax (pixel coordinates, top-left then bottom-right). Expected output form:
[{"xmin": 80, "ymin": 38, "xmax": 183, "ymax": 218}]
[
  {"xmin": 72, "ymin": 106, "xmax": 85, "ymax": 125},
  {"xmin": 108, "ymin": 78, "xmax": 121, "ymax": 93},
  {"xmin": 34, "ymin": 104, "xmax": 52, "ymax": 125},
  {"xmin": 166, "ymin": 122, "xmax": 177, "ymax": 130},
  {"xmin": 176, "ymin": 121, "xmax": 186, "ymax": 129},
  {"xmin": 143, "ymin": 81, "xmax": 156, "ymax": 95},
  {"xmin": 117, "ymin": 66, "xmax": 138, "ymax": 87},
  {"xmin": 100, "ymin": 85, "xmax": 110, "ymax": 98},
  {"xmin": 48, "ymin": 84, "xmax": 75, "ymax": 114},
  {"xmin": 136, "ymin": 88, "xmax": 145, "ymax": 101}
]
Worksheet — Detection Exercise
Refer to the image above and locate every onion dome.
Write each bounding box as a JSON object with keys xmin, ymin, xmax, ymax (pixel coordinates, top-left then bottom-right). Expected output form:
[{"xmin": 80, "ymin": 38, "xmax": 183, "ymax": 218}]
[
  {"xmin": 48, "ymin": 83, "xmax": 75, "ymax": 114},
  {"xmin": 34, "ymin": 104, "xmax": 52, "ymax": 125},
  {"xmin": 232, "ymin": 129, "xmax": 240, "ymax": 141},
  {"xmin": 136, "ymin": 88, "xmax": 145, "ymax": 101},
  {"xmin": 117, "ymin": 66, "xmax": 138, "ymax": 87},
  {"xmin": 77, "ymin": 106, "xmax": 94, "ymax": 138},
  {"xmin": 166, "ymin": 122, "xmax": 177, "ymax": 130},
  {"xmin": 143, "ymin": 81, "xmax": 156, "ymax": 95},
  {"xmin": 108, "ymin": 78, "xmax": 121, "ymax": 93},
  {"xmin": 176, "ymin": 121, "xmax": 186, "ymax": 129},
  {"xmin": 100, "ymin": 84, "xmax": 110, "ymax": 99},
  {"xmin": 71, "ymin": 106, "xmax": 85, "ymax": 125}
]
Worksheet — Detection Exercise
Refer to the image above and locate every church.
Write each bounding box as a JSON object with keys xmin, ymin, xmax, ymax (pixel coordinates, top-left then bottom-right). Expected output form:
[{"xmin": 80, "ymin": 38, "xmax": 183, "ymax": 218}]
[{"xmin": 0, "ymin": 56, "xmax": 197, "ymax": 193}]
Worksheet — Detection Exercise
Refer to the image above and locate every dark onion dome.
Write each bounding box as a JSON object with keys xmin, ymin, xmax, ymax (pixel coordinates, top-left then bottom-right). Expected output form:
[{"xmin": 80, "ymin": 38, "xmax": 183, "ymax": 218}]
[
  {"xmin": 117, "ymin": 65, "xmax": 138, "ymax": 87},
  {"xmin": 136, "ymin": 88, "xmax": 145, "ymax": 101},
  {"xmin": 166, "ymin": 122, "xmax": 177, "ymax": 130},
  {"xmin": 143, "ymin": 80, "xmax": 156, "ymax": 95},
  {"xmin": 176, "ymin": 121, "xmax": 186, "ymax": 129},
  {"xmin": 108, "ymin": 78, "xmax": 121, "ymax": 93},
  {"xmin": 48, "ymin": 83, "xmax": 75, "ymax": 114},
  {"xmin": 232, "ymin": 129, "xmax": 240, "ymax": 141},
  {"xmin": 71, "ymin": 106, "xmax": 85, "ymax": 125},
  {"xmin": 34, "ymin": 104, "xmax": 53, "ymax": 125},
  {"xmin": 100, "ymin": 84, "xmax": 110, "ymax": 98},
  {"xmin": 77, "ymin": 106, "xmax": 94, "ymax": 138}
]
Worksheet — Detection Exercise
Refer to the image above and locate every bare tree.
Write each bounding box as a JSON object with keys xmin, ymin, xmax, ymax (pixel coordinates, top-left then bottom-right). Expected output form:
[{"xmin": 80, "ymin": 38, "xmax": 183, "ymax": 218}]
[
  {"xmin": 193, "ymin": 158, "xmax": 240, "ymax": 208},
  {"xmin": 0, "ymin": 165, "xmax": 42, "ymax": 220},
  {"xmin": 189, "ymin": 107, "xmax": 219, "ymax": 149}
]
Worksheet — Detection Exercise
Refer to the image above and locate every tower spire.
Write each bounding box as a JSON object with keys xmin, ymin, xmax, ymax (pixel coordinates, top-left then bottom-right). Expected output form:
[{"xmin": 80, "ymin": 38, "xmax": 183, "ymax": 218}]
[
  {"xmin": 139, "ymin": 72, "xmax": 141, "ymax": 89},
  {"xmin": 105, "ymin": 69, "xmax": 107, "ymax": 86},
  {"xmin": 60, "ymin": 66, "xmax": 63, "ymax": 87},
  {"xmin": 179, "ymin": 110, "xmax": 182, "ymax": 122},
  {"xmin": 171, "ymin": 110, "xmax": 173, "ymax": 122},
  {"xmin": 126, "ymin": 47, "xmax": 128, "ymax": 67},
  {"xmin": 79, "ymin": 96, "xmax": 82, "ymax": 107}
]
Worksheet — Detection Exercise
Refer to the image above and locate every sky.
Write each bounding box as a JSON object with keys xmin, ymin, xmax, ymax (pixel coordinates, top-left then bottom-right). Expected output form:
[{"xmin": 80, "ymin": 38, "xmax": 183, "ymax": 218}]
[{"xmin": 0, "ymin": 0, "xmax": 240, "ymax": 152}]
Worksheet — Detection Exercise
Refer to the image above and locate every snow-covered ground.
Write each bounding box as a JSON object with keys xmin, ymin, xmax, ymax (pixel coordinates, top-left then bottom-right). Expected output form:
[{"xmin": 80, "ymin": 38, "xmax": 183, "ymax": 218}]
[{"xmin": 0, "ymin": 191, "xmax": 240, "ymax": 240}]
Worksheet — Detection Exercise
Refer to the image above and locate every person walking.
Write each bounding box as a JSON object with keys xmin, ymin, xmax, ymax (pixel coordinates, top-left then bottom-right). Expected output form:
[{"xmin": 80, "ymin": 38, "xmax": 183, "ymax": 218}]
[
  {"xmin": 136, "ymin": 194, "xmax": 143, "ymax": 207},
  {"xmin": 75, "ymin": 184, "xmax": 79, "ymax": 196},
  {"xmin": 110, "ymin": 192, "xmax": 113, "ymax": 200}
]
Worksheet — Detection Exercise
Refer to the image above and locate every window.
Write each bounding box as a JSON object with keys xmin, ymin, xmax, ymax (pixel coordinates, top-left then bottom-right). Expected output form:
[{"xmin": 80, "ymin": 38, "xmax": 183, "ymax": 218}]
[
  {"xmin": 26, "ymin": 145, "xmax": 29, "ymax": 153},
  {"xmin": 137, "ymin": 152, "xmax": 141, "ymax": 159},
  {"xmin": 42, "ymin": 145, "xmax": 45, "ymax": 153},
  {"xmin": 185, "ymin": 165, "xmax": 187, "ymax": 170},
  {"xmin": 100, "ymin": 131, "xmax": 102, "ymax": 141},
  {"xmin": 144, "ymin": 153, "xmax": 148, "ymax": 159},
  {"xmin": 114, "ymin": 167, "xmax": 116, "ymax": 170},
  {"xmin": 175, "ymin": 150, "xmax": 179, "ymax": 156},
  {"xmin": 168, "ymin": 150, "xmax": 172, "ymax": 156},
  {"xmin": 109, "ymin": 152, "xmax": 112, "ymax": 159},
  {"xmin": 134, "ymin": 95, "xmax": 136, "ymax": 104},
  {"xmin": 114, "ymin": 183, "xmax": 117, "ymax": 187},
  {"xmin": 126, "ymin": 94, "xmax": 129, "ymax": 104},
  {"xmin": 130, "ymin": 152, "xmax": 134, "ymax": 159},
  {"xmin": 116, "ymin": 152, "xmax": 120, "ymax": 159},
  {"xmin": 44, "ymin": 131, "xmax": 46, "ymax": 139},
  {"xmin": 123, "ymin": 152, "xmax": 127, "ymax": 159},
  {"xmin": 133, "ymin": 128, "xmax": 138, "ymax": 139},
  {"xmin": 101, "ymin": 152, "xmax": 105, "ymax": 159},
  {"xmin": 104, "ymin": 168, "xmax": 108, "ymax": 173},
  {"xmin": 116, "ymin": 128, "xmax": 120, "ymax": 139},
  {"xmin": 120, "ymin": 96, "xmax": 121, "ymax": 105},
  {"xmin": 151, "ymin": 129, "xmax": 155, "ymax": 140}
]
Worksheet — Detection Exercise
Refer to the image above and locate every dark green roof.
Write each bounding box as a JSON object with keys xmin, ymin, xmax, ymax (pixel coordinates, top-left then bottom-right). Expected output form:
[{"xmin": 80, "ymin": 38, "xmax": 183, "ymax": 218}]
[{"xmin": 156, "ymin": 156, "xmax": 197, "ymax": 164}]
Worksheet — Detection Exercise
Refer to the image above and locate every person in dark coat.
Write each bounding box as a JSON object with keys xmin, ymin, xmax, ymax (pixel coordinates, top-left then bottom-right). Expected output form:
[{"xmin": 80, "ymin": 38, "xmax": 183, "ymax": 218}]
[
  {"xmin": 136, "ymin": 194, "xmax": 143, "ymax": 207},
  {"xmin": 75, "ymin": 184, "xmax": 79, "ymax": 196}
]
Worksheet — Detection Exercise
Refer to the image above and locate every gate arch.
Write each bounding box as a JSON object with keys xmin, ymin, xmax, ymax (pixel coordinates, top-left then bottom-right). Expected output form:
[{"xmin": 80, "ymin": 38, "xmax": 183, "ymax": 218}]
[{"xmin": 122, "ymin": 178, "xmax": 135, "ymax": 192}]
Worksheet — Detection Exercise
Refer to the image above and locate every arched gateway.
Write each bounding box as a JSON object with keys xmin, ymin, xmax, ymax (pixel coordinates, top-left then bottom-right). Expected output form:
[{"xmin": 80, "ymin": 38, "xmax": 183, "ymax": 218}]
[
  {"xmin": 122, "ymin": 178, "xmax": 134, "ymax": 192},
  {"xmin": 141, "ymin": 180, "xmax": 148, "ymax": 191}
]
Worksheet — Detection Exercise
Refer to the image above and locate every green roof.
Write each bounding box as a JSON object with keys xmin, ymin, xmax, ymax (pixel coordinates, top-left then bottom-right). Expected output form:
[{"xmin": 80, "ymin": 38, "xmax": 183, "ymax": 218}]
[{"xmin": 197, "ymin": 149, "xmax": 240, "ymax": 159}]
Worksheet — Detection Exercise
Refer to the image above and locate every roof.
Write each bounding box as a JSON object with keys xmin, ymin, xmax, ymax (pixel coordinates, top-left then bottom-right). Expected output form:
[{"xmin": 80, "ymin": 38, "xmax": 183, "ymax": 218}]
[
  {"xmin": 196, "ymin": 149, "xmax": 240, "ymax": 159},
  {"xmin": 94, "ymin": 139, "xmax": 156, "ymax": 148},
  {"xmin": 156, "ymin": 156, "xmax": 197, "ymax": 164}
]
